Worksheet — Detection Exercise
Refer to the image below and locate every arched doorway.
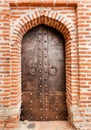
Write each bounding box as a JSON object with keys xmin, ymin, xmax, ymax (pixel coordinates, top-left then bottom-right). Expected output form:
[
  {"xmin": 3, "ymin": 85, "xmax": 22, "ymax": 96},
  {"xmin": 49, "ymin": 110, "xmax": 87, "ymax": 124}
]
[{"xmin": 21, "ymin": 25, "xmax": 67, "ymax": 121}]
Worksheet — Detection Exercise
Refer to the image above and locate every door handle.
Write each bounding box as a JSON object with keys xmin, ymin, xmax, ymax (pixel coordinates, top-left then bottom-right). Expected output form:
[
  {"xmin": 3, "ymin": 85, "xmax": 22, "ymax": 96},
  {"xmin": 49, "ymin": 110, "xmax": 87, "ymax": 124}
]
[
  {"xmin": 29, "ymin": 66, "xmax": 37, "ymax": 76},
  {"xmin": 48, "ymin": 66, "xmax": 57, "ymax": 76}
]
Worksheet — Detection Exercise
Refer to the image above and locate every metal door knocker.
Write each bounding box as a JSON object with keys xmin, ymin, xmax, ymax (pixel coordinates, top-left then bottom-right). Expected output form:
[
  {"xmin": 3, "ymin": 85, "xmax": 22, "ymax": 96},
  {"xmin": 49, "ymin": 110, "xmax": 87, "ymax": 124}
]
[
  {"xmin": 29, "ymin": 66, "xmax": 37, "ymax": 76},
  {"xmin": 49, "ymin": 66, "xmax": 57, "ymax": 76}
]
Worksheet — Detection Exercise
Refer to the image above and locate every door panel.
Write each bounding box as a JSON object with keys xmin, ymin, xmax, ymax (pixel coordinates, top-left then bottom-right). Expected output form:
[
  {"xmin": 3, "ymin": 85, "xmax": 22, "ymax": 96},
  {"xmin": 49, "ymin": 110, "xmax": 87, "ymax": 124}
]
[
  {"xmin": 21, "ymin": 91, "xmax": 43, "ymax": 121},
  {"xmin": 21, "ymin": 25, "xmax": 67, "ymax": 121},
  {"xmin": 22, "ymin": 28, "xmax": 39, "ymax": 91},
  {"xmin": 44, "ymin": 92, "xmax": 66, "ymax": 120}
]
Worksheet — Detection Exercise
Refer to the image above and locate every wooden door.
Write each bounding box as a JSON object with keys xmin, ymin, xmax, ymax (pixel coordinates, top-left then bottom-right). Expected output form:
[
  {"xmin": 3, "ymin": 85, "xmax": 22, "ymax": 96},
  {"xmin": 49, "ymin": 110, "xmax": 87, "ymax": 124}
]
[{"xmin": 21, "ymin": 25, "xmax": 67, "ymax": 121}]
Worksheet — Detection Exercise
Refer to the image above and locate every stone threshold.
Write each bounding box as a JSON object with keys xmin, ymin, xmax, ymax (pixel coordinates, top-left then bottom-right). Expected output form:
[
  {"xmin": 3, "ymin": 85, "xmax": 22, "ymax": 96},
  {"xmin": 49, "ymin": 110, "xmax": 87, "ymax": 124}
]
[{"xmin": 4, "ymin": 121, "xmax": 74, "ymax": 130}]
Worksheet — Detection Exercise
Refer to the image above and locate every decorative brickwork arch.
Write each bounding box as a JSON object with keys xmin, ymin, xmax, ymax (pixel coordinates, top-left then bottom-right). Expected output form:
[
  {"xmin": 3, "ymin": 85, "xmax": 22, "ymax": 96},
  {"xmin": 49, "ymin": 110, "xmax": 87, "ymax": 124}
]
[
  {"xmin": 12, "ymin": 9, "xmax": 75, "ymax": 44},
  {"xmin": 10, "ymin": 9, "xmax": 78, "ymax": 127}
]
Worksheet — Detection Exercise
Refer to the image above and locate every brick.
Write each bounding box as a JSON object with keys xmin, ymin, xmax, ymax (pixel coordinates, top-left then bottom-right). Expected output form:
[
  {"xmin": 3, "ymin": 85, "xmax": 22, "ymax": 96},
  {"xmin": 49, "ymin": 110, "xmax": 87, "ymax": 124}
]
[
  {"xmin": 6, "ymin": 116, "xmax": 19, "ymax": 123},
  {"xmin": 0, "ymin": 123, "xmax": 5, "ymax": 128},
  {"xmin": 5, "ymin": 122, "xmax": 18, "ymax": 128}
]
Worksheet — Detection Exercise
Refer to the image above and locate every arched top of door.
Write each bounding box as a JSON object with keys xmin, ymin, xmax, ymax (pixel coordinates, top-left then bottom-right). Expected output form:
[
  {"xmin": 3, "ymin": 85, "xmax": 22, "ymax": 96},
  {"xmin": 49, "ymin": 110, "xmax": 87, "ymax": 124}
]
[{"xmin": 11, "ymin": 9, "xmax": 75, "ymax": 46}]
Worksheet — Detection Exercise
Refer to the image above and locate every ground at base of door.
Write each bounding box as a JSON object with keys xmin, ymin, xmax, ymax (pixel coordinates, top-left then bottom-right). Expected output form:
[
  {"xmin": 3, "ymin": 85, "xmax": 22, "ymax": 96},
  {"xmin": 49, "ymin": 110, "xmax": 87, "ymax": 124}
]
[{"xmin": 4, "ymin": 121, "xmax": 74, "ymax": 130}]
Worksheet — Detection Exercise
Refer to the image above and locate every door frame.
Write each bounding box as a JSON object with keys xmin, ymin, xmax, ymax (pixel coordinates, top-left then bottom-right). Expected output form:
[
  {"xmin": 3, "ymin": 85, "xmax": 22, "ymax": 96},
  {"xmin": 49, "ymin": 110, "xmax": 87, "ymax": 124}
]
[{"xmin": 10, "ymin": 9, "xmax": 78, "ymax": 126}]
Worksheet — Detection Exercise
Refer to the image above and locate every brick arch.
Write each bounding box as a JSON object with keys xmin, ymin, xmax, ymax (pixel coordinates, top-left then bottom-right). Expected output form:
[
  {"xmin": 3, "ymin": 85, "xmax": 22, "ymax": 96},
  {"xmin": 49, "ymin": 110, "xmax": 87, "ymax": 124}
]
[
  {"xmin": 10, "ymin": 9, "xmax": 78, "ymax": 126},
  {"xmin": 12, "ymin": 9, "xmax": 75, "ymax": 45}
]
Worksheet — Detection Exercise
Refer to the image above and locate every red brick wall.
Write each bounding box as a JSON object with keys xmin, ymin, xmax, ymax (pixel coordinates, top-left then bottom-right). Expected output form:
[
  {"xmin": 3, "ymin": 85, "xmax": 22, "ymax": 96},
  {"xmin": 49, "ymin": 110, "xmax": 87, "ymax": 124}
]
[
  {"xmin": 77, "ymin": 2, "xmax": 91, "ymax": 129},
  {"xmin": 0, "ymin": 0, "xmax": 91, "ymax": 129}
]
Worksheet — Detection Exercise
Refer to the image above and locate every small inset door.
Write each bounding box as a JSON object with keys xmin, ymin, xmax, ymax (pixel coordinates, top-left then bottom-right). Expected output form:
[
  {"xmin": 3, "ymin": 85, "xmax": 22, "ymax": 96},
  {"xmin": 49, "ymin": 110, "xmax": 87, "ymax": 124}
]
[{"xmin": 21, "ymin": 25, "xmax": 67, "ymax": 121}]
